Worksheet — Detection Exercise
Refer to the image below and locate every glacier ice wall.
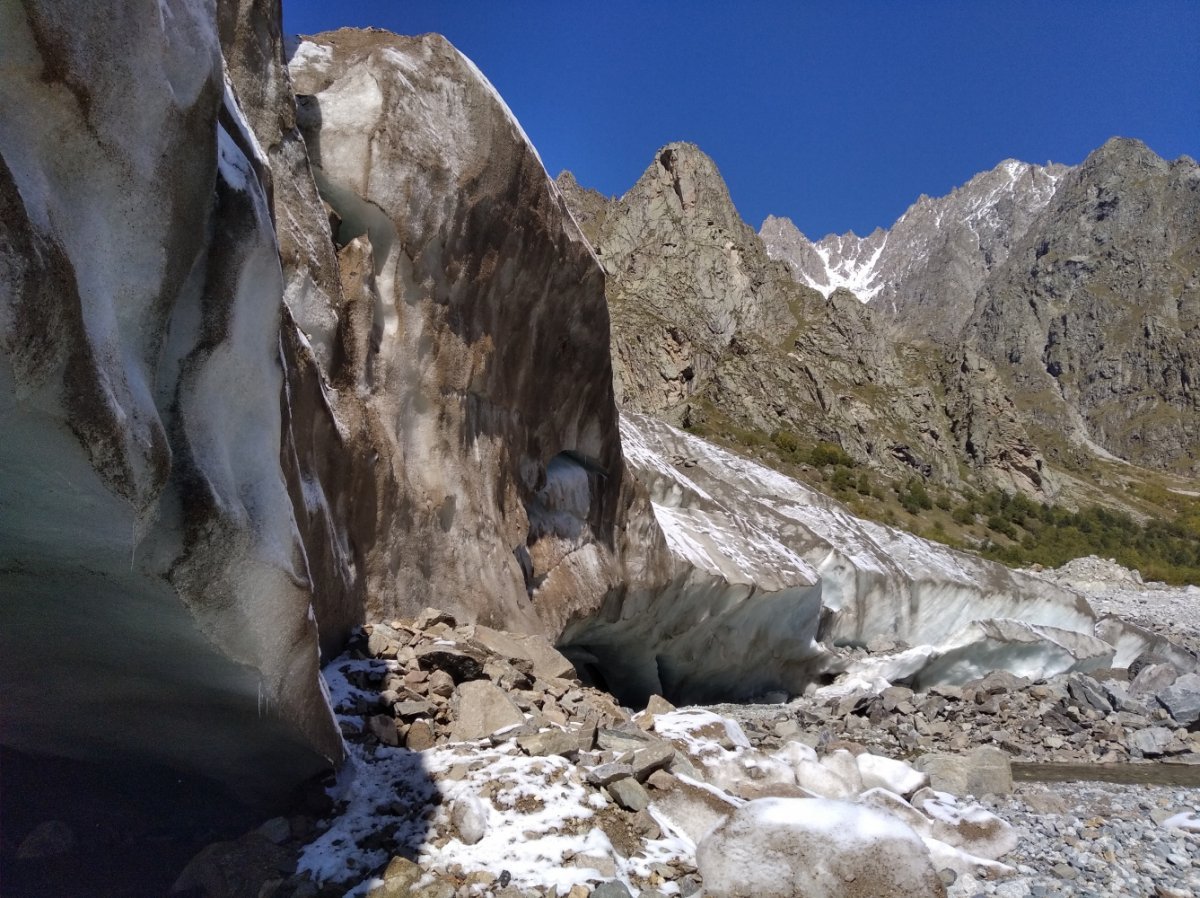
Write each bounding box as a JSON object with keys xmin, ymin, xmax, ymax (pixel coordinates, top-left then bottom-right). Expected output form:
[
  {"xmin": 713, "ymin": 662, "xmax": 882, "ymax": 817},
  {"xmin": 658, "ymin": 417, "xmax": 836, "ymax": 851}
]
[
  {"xmin": 561, "ymin": 415, "xmax": 1121, "ymax": 704},
  {"xmin": 0, "ymin": 0, "xmax": 342, "ymax": 802}
]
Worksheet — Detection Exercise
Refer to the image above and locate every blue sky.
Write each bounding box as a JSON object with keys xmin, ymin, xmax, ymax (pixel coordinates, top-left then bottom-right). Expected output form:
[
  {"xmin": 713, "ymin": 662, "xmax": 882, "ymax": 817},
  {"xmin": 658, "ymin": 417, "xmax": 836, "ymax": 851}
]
[{"xmin": 283, "ymin": 2, "xmax": 1199, "ymax": 239}]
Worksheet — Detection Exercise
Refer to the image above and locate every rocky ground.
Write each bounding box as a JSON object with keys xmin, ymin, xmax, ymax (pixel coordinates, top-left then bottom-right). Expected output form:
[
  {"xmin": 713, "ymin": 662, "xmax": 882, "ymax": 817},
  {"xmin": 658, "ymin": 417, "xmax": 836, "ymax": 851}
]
[
  {"xmin": 20, "ymin": 560, "xmax": 1196, "ymax": 898},
  {"xmin": 151, "ymin": 574, "xmax": 1199, "ymax": 898},
  {"xmin": 1033, "ymin": 556, "xmax": 1200, "ymax": 657}
]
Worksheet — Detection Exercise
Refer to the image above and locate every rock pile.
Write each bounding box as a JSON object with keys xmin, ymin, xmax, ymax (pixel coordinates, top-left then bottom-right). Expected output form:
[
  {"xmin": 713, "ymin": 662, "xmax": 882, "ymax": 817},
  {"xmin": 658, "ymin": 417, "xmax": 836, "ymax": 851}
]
[
  {"xmin": 714, "ymin": 667, "xmax": 1200, "ymax": 769},
  {"xmin": 204, "ymin": 610, "xmax": 1030, "ymax": 898}
]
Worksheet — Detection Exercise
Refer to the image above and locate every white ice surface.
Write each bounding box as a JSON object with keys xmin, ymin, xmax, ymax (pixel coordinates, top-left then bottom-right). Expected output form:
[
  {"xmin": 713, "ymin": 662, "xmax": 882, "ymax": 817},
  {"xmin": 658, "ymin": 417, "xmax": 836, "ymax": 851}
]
[{"xmin": 592, "ymin": 414, "xmax": 1102, "ymax": 699}]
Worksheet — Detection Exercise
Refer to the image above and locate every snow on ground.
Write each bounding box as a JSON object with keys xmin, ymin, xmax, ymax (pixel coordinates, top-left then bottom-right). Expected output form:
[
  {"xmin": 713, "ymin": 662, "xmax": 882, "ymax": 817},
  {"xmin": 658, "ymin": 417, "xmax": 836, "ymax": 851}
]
[{"xmin": 299, "ymin": 653, "xmax": 1017, "ymax": 897}]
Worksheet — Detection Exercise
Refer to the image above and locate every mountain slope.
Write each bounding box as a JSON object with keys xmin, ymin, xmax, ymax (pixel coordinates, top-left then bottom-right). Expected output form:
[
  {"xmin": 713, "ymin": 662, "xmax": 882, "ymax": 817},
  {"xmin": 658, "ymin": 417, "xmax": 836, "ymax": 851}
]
[
  {"xmin": 761, "ymin": 159, "xmax": 1069, "ymax": 343},
  {"xmin": 560, "ymin": 145, "xmax": 1049, "ymax": 494},
  {"xmin": 969, "ymin": 138, "xmax": 1200, "ymax": 474},
  {"xmin": 762, "ymin": 138, "xmax": 1200, "ymax": 477}
]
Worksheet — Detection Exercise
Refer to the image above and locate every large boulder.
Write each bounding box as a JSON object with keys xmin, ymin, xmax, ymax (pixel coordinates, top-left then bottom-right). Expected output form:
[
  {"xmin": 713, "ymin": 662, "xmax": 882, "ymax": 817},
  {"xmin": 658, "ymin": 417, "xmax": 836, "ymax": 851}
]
[{"xmin": 696, "ymin": 798, "xmax": 946, "ymax": 898}]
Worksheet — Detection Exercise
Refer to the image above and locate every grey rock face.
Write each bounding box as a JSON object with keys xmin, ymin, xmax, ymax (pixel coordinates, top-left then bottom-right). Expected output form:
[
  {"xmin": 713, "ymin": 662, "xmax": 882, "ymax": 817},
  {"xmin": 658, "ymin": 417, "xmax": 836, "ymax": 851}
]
[
  {"xmin": 761, "ymin": 159, "xmax": 1068, "ymax": 343},
  {"xmin": 560, "ymin": 143, "xmax": 799, "ymax": 416},
  {"xmin": 969, "ymin": 138, "xmax": 1200, "ymax": 473},
  {"xmin": 561, "ymin": 147, "xmax": 1048, "ymax": 491},
  {"xmin": 764, "ymin": 139, "xmax": 1200, "ymax": 478}
]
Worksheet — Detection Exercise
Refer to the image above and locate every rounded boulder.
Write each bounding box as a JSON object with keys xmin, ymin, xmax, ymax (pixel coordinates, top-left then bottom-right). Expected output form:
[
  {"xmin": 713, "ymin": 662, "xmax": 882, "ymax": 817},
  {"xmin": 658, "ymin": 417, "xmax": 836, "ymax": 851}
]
[{"xmin": 696, "ymin": 797, "xmax": 946, "ymax": 898}]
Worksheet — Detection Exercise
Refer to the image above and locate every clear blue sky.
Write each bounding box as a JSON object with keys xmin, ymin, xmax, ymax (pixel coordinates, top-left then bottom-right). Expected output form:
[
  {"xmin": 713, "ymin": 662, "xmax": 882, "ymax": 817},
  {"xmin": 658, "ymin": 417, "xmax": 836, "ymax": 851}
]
[{"xmin": 283, "ymin": 1, "xmax": 1199, "ymax": 239}]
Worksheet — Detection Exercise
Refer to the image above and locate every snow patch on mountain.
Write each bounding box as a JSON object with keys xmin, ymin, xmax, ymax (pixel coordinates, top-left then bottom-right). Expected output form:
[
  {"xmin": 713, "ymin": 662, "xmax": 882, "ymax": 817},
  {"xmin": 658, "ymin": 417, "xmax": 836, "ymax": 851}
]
[{"xmin": 761, "ymin": 159, "xmax": 1070, "ymax": 313}]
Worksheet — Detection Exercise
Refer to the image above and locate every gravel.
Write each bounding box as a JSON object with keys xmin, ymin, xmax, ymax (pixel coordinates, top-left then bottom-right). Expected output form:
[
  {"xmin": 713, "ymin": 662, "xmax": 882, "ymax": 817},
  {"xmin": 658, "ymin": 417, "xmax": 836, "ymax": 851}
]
[{"xmin": 951, "ymin": 781, "xmax": 1200, "ymax": 898}]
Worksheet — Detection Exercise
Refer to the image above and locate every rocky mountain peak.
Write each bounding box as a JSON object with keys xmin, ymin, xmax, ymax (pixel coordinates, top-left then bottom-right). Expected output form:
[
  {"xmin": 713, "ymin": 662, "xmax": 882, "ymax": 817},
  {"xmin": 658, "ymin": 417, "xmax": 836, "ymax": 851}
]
[
  {"xmin": 577, "ymin": 142, "xmax": 800, "ymax": 414},
  {"xmin": 969, "ymin": 140, "xmax": 1200, "ymax": 473},
  {"xmin": 762, "ymin": 156, "xmax": 1071, "ymax": 342}
]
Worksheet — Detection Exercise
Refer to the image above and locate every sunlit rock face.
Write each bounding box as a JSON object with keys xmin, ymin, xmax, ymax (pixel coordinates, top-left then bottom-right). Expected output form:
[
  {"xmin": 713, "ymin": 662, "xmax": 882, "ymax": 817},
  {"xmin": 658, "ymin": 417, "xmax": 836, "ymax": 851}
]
[
  {"xmin": 0, "ymin": 0, "xmax": 342, "ymax": 802},
  {"xmin": 561, "ymin": 415, "xmax": 1114, "ymax": 705},
  {"xmin": 282, "ymin": 29, "xmax": 660, "ymax": 637}
]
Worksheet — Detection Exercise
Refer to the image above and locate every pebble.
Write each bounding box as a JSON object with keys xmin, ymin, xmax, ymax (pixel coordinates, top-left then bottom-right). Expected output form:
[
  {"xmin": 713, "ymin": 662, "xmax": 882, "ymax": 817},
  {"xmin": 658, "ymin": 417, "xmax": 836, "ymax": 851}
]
[{"xmin": 947, "ymin": 781, "xmax": 1200, "ymax": 898}]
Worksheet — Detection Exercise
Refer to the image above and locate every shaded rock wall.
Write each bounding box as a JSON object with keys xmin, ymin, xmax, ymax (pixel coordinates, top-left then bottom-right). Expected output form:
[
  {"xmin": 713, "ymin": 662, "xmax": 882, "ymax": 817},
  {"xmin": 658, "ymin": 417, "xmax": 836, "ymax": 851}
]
[
  {"xmin": 283, "ymin": 30, "xmax": 659, "ymax": 636},
  {"xmin": 970, "ymin": 138, "xmax": 1200, "ymax": 474}
]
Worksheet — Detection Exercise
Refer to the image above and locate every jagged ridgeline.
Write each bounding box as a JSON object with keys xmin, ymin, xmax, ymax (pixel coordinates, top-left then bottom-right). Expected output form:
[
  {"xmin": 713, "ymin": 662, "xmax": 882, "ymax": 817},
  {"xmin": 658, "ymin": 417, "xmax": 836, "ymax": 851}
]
[{"xmin": 558, "ymin": 140, "xmax": 1200, "ymax": 580}]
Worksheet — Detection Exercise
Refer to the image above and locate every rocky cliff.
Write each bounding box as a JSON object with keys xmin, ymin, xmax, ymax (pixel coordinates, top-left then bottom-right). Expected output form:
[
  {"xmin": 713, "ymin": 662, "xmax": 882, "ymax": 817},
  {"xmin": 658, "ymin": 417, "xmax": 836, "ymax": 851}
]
[
  {"xmin": 561, "ymin": 144, "xmax": 1048, "ymax": 493},
  {"xmin": 970, "ymin": 138, "xmax": 1200, "ymax": 474},
  {"xmin": 762, "ymin": 140, "xmax": 1200, "ymax": 477},
  {"xmin": 762, "ymin": 159, "xmax": 1068, "ymax": 343}
]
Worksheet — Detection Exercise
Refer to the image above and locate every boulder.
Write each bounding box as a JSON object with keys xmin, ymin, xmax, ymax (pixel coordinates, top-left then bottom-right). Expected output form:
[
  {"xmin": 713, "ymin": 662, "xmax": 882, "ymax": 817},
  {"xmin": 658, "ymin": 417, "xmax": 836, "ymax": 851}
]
[
  {"xmin": 915, "ymin": 747, "xmax": 1013, "ymax": 797},
  {"xmin": 450, "ymin": 795, "xmax": 488, "ymax": 845},
  {"xmin": 1130, "ymin": 663, "xmax": 1181, "ymax": 697},
  {"xmin": 856, "ymin": 753, "xmax": 929, "ymax": 797},
  {"xmin": 1157, "ymin": 672, "xmax": 1200, "ymax": 727},
  {"xmin": 448, "ymin": 681, "xmax": 525, "ymax": 742},
  {"xmin": 469, "ymin": 626, "xmax": 578, "ymax": 681},
  {"xmin": 914, "ymin": 794, "xmax": 1019, "ymax": 860},
  {"xmin": 696, "ymin": 798, "xmax": 946, "ymax": 898},
  {"xmin": 647, "ymin": 775, "xmax": 740, "ymax": 845}
]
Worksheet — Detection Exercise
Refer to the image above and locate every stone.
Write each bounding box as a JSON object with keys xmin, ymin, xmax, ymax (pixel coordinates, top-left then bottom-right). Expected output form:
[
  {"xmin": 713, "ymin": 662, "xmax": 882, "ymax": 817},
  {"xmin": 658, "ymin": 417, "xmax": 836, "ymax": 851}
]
[
  {"xmin": 405, "ymin": 721, "xmax": 436, "ymax": 752},
  {"xmin": 392, "ymin": 700, "xmax": 434, "ymax": 719},
  {"xmin": 470, "ymin": 625, "xmax": 578, "ymax": 681},
  {"xmin": 591, "ymin": 882, "xmax": 633, "ymax": 898},
  {"xmin": 914, "ymin": 794, "xmax": 1018, "ymax": 860},
  {"xmin": 1129, "ymin": 663, "xmax": 1180, "ymax": 697},
  {"xmin": 648, "ymin": 774, "xmax": 740, "ymax": 844},
  {"xmin": 644, "ymin": 695, "xmax": 677, "ymax": 717},
  {"xmin": 414, "ymin": 608, "xmax": 457, "ymax": 630},
  {"xmin": 448, "ymin": 681, "xmax": 526, "ymax": 742},
  {"xmin": 517, "ymin": 728, "xmax": 588, "ymax": 758},
  {"xmin": 367, "ymin": 856, "xmax": 423, "ymax": 897},
  {"xmin": 915, "ymin": 746, "xmax": 1012, "ymax": 796},
  {"xmin": 1067, "ymin": 674, "xmax": 1113, "ymax": 714},
  {"xmin": 450, "ymin": 795, "xmax": 488, "ymax": 845},
  {"xmin": 16, "ymin": 820, "xmax": 76, "ymax": 859},
  {"xmin": 367, "ymin": 624, "xmax": 404, "ymax": 658},
  {"xmin": 1156, "ymin": 672, "xmax": 1200, "ymax": 726},
  {"xmin": 597, "ymin": 728, "xmax": 655, "ymax": 753},
  {"xmin": 608, "ymin": 777, "xmax": 651, "ymax": 812},
  {"xmin": 792, "ymin": 759, "xmax": 855, "ymax": 800},
  {"xmin": 697, "ymin": 798, "xmax": 946, "ymax": 898},
  {"xmin": 426, "ymin": 671, "xmax": 455, "ymax": 698},
  {"xmin": 586, "ymin": 762, "xmax": 634, "ymax": 787},
  {"xmin": 368, "ymin": 715, "xmax": 402, "ymax": 747},
  {"xmin": 857, "ymin": 788, "xmax": 932, "ymax": 836},
  {"xmin": 416, "ymin": 645, "xmax": 488, "ymax": 684},
  {"xmin": 856, "ymin": 753, "xmax": 929, "ymax": 797},
  {"xmin": 626, "ymin": 741, "xmax": 677, "ymax": 782},
  {"xmin": 570, "ymin": 854, "xmax": 617, "ymax": 878},
  {"xmin": 1127, "ymin": 726, "xmax": 1175, "ymax": 757}
]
